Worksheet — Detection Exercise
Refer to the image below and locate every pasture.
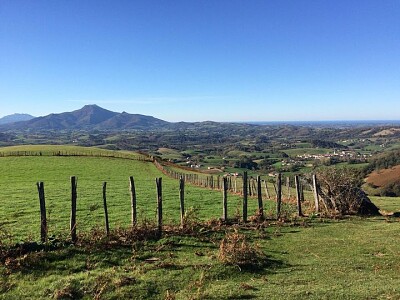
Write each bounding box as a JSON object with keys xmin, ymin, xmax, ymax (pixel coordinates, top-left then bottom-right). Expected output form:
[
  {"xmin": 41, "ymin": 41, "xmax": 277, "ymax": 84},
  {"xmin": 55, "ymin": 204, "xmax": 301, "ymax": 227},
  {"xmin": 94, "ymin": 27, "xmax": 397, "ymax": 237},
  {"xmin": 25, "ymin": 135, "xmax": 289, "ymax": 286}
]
[
  {"xmin": 0, "ymin": 145, "xmax": 399, "ymax": 299},
  {"xmin": 0, "ymin": 146, "xmax": 269, "ymax": 242}
]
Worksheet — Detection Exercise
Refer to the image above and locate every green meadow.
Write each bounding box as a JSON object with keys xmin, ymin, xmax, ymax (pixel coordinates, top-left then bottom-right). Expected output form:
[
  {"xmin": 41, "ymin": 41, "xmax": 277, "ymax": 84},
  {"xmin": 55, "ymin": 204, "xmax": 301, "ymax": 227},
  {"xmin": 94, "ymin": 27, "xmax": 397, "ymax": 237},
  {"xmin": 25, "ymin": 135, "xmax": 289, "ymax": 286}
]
[
  {"xmin": 0, "ymin": 146, "xmax": 399, "ymax": 299},
  {"xmin": 0, "ymin": 146, "xmax": 267, "ymax": 242}
]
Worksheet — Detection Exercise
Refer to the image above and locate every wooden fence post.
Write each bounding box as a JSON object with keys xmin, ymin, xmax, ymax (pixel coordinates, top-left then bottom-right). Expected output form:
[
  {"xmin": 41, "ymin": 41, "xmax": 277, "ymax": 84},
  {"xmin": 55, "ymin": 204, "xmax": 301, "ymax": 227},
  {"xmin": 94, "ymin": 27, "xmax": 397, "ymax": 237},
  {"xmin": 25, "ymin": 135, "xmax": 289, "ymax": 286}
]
[
  {"xmin": 276, "ymin": 173, "xmax": 282, "ymax": 219},
  {"xmin": 36, "ymin": 181, "xmax": 47, "ymax": 243},
  {"xmin": 156, "ymin": 178, "xmax": 162, "ymax": 237},
  {"xmin": 243, "ymin": 171, "xmax": 248, "ymax": 222},
  {"xmin": 263, "ymin": 180, "xmax": 270, "ymax": 199},
  {"xmin": 248, "ymin": 178, "xmax": 252, "ymax": 197},
  {"xmin": 312, "ymin": 174, "xmax": 320, "ymax": 213},
  {"xmin": 222, "ymin": 177, "xmax": 228, "ymax": 222},
  {"xmin": 257, "ymin": 176, "xmax": 263, "ymax": 218},
  {"xmin": 103, "ymin": 182, "xmax": 110, "ymax": 235},
  {"xmin": 129, "ymin": 176, "xmax": 137, "ymax": 227},
  {"xmin": 252, "ymin": 179, "xmax": 257, "ymax": 196},
  {"xmin": 179, "ymin": 176, "xmax": 185, "ymax": 227},
  {"xmin": 295, "ymin": 175, "xmax": 303, "ymax": 217},
  {"xmin": 70, "ymin": 176, "xmax": 77, "ymax": 243},
  {"xmin": 286, "ymin": 176, "xmax": 291, "ymax": 199}
]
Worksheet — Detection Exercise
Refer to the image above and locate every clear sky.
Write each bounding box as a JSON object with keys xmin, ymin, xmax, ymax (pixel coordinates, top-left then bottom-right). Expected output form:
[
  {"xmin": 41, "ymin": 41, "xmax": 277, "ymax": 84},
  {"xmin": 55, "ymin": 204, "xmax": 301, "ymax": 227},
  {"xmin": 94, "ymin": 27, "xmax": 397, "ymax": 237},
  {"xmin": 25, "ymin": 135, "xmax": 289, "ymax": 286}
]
[{"xmin": 0, "ymin": 0, "xmax": 399, "ymax": 122}]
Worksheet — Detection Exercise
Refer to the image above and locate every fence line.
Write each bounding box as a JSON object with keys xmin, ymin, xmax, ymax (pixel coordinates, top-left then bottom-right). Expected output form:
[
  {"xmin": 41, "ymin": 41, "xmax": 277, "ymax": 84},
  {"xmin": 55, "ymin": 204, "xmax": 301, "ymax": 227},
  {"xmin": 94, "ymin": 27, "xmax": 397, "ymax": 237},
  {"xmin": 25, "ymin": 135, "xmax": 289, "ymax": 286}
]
[{"xmin": 8, "ymin": 172, "xmax": 321, "ymax": 244}]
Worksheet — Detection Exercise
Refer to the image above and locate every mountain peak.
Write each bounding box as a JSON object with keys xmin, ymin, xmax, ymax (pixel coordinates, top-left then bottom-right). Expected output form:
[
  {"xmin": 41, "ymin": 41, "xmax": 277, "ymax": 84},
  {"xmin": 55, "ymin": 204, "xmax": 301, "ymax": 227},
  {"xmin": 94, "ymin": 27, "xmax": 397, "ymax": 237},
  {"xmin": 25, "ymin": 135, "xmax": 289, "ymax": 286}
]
[{"xmin": 0, "ymin": 105, "xmax": 170, "ymax": 130}]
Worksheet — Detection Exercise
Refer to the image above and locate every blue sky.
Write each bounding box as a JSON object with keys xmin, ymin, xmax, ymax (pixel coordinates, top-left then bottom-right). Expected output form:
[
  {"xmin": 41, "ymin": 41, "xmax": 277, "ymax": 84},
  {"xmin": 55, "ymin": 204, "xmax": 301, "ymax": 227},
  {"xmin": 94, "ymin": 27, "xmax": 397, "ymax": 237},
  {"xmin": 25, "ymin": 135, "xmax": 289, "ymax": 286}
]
[{"xmin": 0, "ymin": 0, "xmax": 399, "ymax": 122}]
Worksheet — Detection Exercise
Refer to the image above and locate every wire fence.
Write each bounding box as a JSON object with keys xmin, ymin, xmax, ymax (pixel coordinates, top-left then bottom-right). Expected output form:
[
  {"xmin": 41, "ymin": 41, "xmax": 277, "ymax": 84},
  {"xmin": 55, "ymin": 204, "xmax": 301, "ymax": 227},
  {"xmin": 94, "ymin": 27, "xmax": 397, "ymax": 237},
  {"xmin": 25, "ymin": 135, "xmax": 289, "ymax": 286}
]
[
  {"xmin": 0, "ymin": 173, "xmax": 317, "ymax": 244},
  {"xmin": 0, "ymin": 152, "xmax": 319, "ymax": 244}
]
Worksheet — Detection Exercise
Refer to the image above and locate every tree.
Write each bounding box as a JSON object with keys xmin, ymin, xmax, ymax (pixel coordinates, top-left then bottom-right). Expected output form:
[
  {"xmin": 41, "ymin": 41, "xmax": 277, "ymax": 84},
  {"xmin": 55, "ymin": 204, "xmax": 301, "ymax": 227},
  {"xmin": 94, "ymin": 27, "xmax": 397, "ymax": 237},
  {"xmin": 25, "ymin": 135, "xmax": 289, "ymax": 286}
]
[
  {"xmin": 258, "ymin": 158, "xmax": 275, "ymax": 170},
  {"xmin": 234, "ymin": 156, "xmax": 258, "ymax": 170}
]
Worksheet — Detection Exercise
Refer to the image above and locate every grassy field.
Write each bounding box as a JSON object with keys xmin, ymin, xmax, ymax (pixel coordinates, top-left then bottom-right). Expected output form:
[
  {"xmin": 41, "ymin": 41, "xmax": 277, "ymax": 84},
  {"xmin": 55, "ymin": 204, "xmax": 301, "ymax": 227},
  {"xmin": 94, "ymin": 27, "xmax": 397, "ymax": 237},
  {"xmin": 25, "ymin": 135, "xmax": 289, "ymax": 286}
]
[
  {"xmin": 1, "ymin": 146, "xmax": 400, "ymax": 299},
  {"xmin": 0, "ymin": 146, "xmax": 271, "ymax": 242}
]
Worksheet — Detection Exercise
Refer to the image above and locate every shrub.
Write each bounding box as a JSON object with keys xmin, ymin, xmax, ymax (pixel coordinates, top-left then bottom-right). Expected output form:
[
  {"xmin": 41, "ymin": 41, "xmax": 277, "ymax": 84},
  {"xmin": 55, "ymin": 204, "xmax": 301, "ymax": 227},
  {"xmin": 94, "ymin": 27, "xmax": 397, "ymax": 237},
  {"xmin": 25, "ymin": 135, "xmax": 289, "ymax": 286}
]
[
  {"xmin": 380, "ymin": 181, "xmax": 400, "ymax": 197},
  {"xmin": 315, "ymin": 168, "xmax": 380, "ymax": 216}
]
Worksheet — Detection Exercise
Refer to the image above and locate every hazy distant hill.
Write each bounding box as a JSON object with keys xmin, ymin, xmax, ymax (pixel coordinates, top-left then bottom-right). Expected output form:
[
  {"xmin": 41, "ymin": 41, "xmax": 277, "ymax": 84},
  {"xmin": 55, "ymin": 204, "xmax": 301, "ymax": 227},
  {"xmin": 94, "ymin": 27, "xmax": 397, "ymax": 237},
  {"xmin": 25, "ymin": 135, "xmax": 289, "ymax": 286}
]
[
  {"xmin": 0, "ymin": 105, "xmax": 170, "ymax": 130},
  {"xmin": 0, "ymin": 113, "xmax": 35, "ymax": 125}
]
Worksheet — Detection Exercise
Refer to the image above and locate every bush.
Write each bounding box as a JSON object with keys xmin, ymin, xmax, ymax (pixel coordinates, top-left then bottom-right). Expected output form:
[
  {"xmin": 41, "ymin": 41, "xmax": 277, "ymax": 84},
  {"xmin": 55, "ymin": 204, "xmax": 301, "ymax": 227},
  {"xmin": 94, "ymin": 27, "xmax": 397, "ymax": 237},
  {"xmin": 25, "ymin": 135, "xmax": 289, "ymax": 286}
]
[
  {"xmin": 315, "ymin": 168, "xmax": 380, "ymax": 216},
  {"xmin": 380, "ymin": 181, "xmax": 400, "ymax": 197}
]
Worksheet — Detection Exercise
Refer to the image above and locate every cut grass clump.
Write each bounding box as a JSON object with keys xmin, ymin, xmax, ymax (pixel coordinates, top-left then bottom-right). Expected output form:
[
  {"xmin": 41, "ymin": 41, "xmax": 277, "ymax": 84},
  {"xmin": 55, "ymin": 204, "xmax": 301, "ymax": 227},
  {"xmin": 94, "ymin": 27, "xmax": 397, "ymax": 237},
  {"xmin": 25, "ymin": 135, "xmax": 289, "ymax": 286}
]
[
  {"xmin": 52, "ymin": 278, "xmax": 84, "ymax": 300},
  {"xmin": 218, "ymin": 230, "xmax": 266, "ymax": 270}
]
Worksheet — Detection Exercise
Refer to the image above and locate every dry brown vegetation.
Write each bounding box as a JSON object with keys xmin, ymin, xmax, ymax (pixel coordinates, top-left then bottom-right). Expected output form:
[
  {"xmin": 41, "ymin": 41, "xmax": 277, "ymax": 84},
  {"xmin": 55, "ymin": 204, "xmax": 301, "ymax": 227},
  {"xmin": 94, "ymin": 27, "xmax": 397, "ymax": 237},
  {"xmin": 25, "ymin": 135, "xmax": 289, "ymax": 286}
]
[
  {"xmin": 366, "ymin": 165, "xmax": 400, "ymax": 187},
  {"xmin": 218, "ymin": 230, "xmax": 267, "ymax": 269}
]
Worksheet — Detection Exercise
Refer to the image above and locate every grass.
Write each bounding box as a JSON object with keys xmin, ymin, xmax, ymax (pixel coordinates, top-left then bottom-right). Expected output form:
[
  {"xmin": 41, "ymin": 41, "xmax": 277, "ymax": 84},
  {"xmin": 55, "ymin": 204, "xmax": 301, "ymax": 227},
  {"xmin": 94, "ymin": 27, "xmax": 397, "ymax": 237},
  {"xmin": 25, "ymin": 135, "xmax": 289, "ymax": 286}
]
[
  {"xmin": 1, "ymin": 214, "xmax": 399, "ymax": 299},
  {"xmin": 0, "ymin": 144, "xmax": 145, "ymax": 160},
  {"xmin": 1, "ymin": 145, "xmax": 400, "ymax": 299},
  {"xmin": 0, "ymin": 148, "xmax": 270, "ymax": 242}
]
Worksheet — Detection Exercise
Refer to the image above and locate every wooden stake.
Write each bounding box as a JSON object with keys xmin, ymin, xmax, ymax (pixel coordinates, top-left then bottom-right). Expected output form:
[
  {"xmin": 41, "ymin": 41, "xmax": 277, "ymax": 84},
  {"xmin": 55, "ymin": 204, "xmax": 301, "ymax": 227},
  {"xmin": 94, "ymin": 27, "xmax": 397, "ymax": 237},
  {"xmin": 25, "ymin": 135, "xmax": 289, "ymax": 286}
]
[
  {"xmin": 36, "ymin": 181, "xmax": 47, "ymax": 243},
  {"xmin": 222, "ymin": 177, "xmax": 228, "ymax": 221},
  {"xmin": 263, "ymin": 180, "xmax": 270, "ymax": 199},
  {"xmin": 248, "ymin": 178, "xmax": 252, "ymax": 197},
  {"xmin": 276, "ymin": 173, "xmax": 282, "ymax": 219},
  {"xmin": 179, "ymin": 176, "xmax": 185, "ymax": 227},
  {"xmin": 103, "ymin": 182, "xmax": 110, "ymax": 235},
  {"xmin": 243, "ymin": 171, "xmax": 248, "ymax": 222},
  {"xmin": 129, "ymin": 176, "xmax": 137, "ymax": 227},
  {"xmin": 156, "ymin": 178, "xmax": 162, "ymax": 237},
  {"xmin": 252, "ymin": 179, "xmax": 257, "ymax": 196},
  {"xmin": 312, "ymin": 174, "xmax": 320, "ymax": 213},
  {"xmin": 295, "ymin": 175, "xmax": 303, "ymax": 217},
  {"xmin": 257, "ymin": 176, "xmax": 263, "ymax": 218},
  {"xmin": 70, "ymin": 176, "xmax": 77, "ymax": 243}
]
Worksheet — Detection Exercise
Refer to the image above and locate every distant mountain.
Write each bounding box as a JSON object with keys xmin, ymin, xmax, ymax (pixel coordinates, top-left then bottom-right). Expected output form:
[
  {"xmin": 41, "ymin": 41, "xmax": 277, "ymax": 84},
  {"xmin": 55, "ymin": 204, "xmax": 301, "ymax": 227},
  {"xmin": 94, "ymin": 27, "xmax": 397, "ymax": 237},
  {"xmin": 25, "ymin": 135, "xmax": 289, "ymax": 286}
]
[
  {"xmin": 0, "ymin": 113, "xmax": 35, "ymax": 125},
  {"xmin": 0, "ymin": 105, "xmax": 170, "ymax": 131}
]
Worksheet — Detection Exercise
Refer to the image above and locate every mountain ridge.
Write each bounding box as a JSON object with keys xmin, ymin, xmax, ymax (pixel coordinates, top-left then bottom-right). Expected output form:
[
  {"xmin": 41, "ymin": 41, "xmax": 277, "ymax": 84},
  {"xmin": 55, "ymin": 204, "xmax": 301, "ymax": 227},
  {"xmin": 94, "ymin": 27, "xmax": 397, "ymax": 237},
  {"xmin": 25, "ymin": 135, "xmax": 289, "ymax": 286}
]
[
  {"xmin": 0, "ymin": 105, "xmax": 170, "ymax": 130},
  {"xmin": 0, "ymin": 113, "xmax": 35, "ymax": 125}
]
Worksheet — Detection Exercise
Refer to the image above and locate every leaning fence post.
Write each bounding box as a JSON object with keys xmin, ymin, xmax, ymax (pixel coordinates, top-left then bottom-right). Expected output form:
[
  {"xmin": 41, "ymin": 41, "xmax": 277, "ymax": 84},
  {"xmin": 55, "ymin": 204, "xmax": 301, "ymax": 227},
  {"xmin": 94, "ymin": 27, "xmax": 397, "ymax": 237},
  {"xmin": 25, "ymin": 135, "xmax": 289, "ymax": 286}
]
[
  {"xmin": 70, "ymin": 176, "xmax": 77, "ymax": 243},
  {"xmin": 222, "ymin": 177, "xmax": 228, "ymax": 222},
  {"xmin": 37, "ymin": 181, "xmax": 47, "ymax": 243},
  {"xmin": 129, "ymin": 176, "xmax": 137, "ymax": 227},
  {"xmin": 257, "ymin": 176, "xmax": 264, "ymax": 218},
  {"xmin": 312, "ymin": 174, "xmax": 320, "ymax": 213},
  {"xmin": 103, "ymin": 182, "xmax": 110, "ymax": 236},
  {"xmin": 263, "ymin": 180, "xmax": 270, "ymax": 199},
  {"xmin": 179, "ymin": 176, "xmax": 185, "ymax": 227},
  {"xmin": 276, "ymin": 173, "xmax": 282, "ymax": 219},
  {"xmin": 295, "ymin": 175, "xmax": 303, "ymax": 217},
  {"xmin": 242, "ymin": 171, "xmax": 248, "ymax": 222},
  {"xmin": 156, "ymin": 178, "xmax": 162, "ymax": 237}
]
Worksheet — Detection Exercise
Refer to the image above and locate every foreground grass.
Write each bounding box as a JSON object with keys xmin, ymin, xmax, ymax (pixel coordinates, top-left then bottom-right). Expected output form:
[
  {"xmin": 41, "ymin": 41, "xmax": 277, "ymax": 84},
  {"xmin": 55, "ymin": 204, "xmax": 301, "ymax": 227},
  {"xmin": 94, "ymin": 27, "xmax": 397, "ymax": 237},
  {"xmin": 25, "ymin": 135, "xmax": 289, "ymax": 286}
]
[{"xmin": 0, "ymin": 215, "xmax": 399, "ymax": 299}]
